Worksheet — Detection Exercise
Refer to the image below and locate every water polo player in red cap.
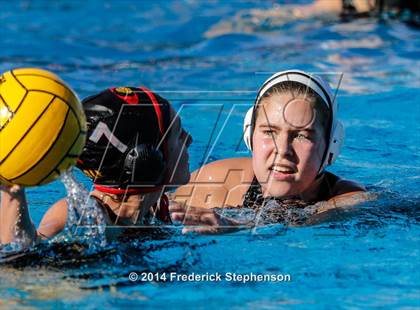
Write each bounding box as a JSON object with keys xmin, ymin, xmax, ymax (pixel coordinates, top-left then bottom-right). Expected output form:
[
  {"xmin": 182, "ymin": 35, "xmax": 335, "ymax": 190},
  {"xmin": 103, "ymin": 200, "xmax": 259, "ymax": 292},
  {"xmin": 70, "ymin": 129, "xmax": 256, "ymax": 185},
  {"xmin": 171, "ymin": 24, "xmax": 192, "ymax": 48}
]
[{"xmin": 0, "ymin": 87, "xmax": 192, "ymax": 244}]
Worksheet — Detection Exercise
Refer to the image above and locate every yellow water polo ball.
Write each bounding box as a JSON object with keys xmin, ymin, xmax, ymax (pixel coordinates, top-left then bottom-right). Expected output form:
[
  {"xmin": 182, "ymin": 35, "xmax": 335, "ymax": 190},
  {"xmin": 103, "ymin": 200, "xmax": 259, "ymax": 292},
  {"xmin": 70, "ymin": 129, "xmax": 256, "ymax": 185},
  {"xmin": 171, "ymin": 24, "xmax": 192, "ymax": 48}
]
[{"xmin": 0, "ymin": 68, "xmax": 87, "ymax": 186}]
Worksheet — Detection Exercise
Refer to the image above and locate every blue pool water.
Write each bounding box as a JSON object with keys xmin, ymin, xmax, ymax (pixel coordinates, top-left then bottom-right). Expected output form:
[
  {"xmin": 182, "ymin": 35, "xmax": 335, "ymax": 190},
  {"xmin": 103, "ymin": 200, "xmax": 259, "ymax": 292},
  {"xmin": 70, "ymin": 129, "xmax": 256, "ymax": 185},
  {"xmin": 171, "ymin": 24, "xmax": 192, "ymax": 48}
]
[{"xmin": 1, "ymin": 1, "xmax": 419, "ymax": 308}]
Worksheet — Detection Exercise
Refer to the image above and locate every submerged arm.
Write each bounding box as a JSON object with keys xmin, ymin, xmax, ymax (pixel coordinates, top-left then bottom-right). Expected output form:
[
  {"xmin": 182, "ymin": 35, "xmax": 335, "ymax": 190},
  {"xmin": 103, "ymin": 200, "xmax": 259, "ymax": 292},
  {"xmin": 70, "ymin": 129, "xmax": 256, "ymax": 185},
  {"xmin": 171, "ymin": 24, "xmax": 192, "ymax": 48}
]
[{"xmin": 305, "ymin": 190, "xmax": 375, "ymax": 225}]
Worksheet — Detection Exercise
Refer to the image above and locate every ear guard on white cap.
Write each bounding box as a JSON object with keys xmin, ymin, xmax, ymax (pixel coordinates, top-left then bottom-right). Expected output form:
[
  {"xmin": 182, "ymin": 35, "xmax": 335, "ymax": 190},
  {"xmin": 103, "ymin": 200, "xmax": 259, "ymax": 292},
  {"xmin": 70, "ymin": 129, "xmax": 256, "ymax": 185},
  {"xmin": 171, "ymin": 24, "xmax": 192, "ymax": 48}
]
[
  {"xmin": 243, "ymin": 69, "xmax": 345, "ymax": 173},
  {"xmin": 243, "ymin": 106, "xmax": 253, "ymax": 151},
  {"xmin": 321, "ymin": 119, "xmax": 344, "ymax": 171}
]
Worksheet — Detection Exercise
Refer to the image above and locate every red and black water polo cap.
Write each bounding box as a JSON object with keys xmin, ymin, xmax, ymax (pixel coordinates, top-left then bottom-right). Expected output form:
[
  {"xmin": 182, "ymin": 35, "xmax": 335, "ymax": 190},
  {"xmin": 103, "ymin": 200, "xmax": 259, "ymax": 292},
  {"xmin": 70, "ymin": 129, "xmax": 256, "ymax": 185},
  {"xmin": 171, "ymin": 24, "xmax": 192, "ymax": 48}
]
[{"xmin": 76, "ymin": 86, "xmax": 171, "ymax": 192}]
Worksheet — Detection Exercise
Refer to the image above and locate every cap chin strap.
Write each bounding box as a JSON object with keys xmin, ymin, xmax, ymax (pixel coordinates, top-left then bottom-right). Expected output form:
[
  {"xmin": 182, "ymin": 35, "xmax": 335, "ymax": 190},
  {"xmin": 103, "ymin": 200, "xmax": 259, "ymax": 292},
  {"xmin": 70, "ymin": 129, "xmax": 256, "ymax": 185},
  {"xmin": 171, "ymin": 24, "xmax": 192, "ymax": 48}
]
[
  {"xmin": 138, "ymin": 86, "xmax": 170, "ymax": 186},
  {"xmin": 242, "ymin": 70, "xmax": 345, "ymax": 173},
  {"xmin": 94, "ymin": 184, "xmax": 162, "ymax": 195}
]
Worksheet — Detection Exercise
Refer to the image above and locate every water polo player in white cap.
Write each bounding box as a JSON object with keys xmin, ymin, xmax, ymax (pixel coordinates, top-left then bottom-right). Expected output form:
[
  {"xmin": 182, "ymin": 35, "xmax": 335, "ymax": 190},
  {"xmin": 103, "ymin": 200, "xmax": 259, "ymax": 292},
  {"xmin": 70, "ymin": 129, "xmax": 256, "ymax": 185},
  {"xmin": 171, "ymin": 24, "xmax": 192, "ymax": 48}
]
[
  {"xmin": 0, "ymin": 86, "xmax": 192, "ymax": 245},
  {"xmin": 171, "ymin": 70, "xmax": 368, "ymax": 232}
]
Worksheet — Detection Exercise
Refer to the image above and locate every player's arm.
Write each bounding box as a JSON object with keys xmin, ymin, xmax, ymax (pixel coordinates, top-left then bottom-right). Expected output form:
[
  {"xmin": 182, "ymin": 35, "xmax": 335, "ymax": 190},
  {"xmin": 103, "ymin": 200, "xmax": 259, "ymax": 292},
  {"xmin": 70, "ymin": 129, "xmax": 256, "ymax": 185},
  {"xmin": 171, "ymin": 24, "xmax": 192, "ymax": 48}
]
[
  {"xmin": 37, "ymin": 198, "xmax": 68, "ymax": 239},
  {"xmin": 0, "ymin": 184, "xmax": 70, "ymax": 246},
  {"xmin": 310, "ymin": 180, "xmax": 372, "ymax": 219},
  {"xmin": 0, "ymin": 185, "xmax": 38, "ymax": 246}
]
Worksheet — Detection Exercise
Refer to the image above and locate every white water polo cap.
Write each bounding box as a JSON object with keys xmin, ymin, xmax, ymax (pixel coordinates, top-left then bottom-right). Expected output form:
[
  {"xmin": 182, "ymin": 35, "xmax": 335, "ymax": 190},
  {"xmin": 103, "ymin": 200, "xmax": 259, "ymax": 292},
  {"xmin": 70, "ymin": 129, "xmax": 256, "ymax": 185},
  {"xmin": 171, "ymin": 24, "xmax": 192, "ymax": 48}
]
[{"xmin": 243, "ymin": 70, "xmax": 344, "ymax": 173}]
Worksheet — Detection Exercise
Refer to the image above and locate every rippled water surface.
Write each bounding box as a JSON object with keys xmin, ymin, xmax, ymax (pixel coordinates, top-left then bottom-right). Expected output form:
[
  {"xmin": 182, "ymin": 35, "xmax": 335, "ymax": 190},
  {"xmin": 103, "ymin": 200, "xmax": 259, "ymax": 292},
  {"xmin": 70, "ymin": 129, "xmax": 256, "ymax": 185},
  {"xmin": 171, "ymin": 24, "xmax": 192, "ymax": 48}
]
[{"xmin": 1, "ymin": 1, "xmax": 419, "ymax": 308}]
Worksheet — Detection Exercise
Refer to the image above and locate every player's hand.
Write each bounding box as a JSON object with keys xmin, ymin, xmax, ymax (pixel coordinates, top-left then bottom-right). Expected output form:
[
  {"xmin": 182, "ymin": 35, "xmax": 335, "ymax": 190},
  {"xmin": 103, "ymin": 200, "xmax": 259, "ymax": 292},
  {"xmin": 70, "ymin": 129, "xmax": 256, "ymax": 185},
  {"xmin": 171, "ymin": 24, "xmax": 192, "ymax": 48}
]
[{"xmin": 169, "ymin": 201, "xmax": 238, "ymax": 234}]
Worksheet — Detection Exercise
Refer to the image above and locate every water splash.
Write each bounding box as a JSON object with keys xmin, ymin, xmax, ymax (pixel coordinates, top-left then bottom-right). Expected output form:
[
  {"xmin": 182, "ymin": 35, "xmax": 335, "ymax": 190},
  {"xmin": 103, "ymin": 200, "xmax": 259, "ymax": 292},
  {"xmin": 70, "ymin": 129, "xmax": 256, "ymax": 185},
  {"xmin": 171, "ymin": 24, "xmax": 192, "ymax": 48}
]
[
  {"xmin": 0, "ymin": 170, "xmax": 108, "ymax": 259},
  {"xmin": 0, "ymin": 229, "xmax": 34, "ymax": 256},
  {"xmin": 214, "ymin": 197, "xmax": 318, "ymax": 231},
  {"xmin": 246, "ymin": 196, "xmax": 317, "ymax": 226},
  {"xmin": 59, "ymin": 170, "xmax": 107, "ymax": 248}
]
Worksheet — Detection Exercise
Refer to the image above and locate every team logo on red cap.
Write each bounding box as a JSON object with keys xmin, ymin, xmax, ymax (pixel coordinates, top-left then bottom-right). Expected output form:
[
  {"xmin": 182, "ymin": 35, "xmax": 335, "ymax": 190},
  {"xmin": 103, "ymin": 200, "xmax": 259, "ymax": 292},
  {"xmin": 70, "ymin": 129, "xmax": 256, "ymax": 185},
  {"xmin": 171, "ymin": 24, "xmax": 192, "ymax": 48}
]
[
  {"xmin": 114, "ymin": 87, "xmax": 133, "ymax": 96},
  {"xmin": 111, "ymin": 87, "xmax": 139, "ymax": 104}
]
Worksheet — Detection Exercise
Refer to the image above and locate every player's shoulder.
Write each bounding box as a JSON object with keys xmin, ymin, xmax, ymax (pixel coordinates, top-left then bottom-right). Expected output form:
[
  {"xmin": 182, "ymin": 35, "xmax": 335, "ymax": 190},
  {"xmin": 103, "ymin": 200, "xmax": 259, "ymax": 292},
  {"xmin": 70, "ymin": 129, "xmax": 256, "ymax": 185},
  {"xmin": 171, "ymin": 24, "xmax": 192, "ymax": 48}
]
[
  {"xmin": 189, "ymin": 157, "xmax": 253, "ymax": 183},
  {"xmin": 325, "ymin": 172, "xmax": 366, "ymax": 197}
]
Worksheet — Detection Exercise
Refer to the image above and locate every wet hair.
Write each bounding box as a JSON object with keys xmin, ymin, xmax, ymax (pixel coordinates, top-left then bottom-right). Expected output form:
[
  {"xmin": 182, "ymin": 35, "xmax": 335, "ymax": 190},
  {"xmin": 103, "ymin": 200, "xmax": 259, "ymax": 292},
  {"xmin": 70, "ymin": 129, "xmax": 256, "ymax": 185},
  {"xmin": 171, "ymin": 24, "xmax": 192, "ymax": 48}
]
[{"xmin": 254, "ymin": 81, "xmax": 331, "ymax": 140}]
